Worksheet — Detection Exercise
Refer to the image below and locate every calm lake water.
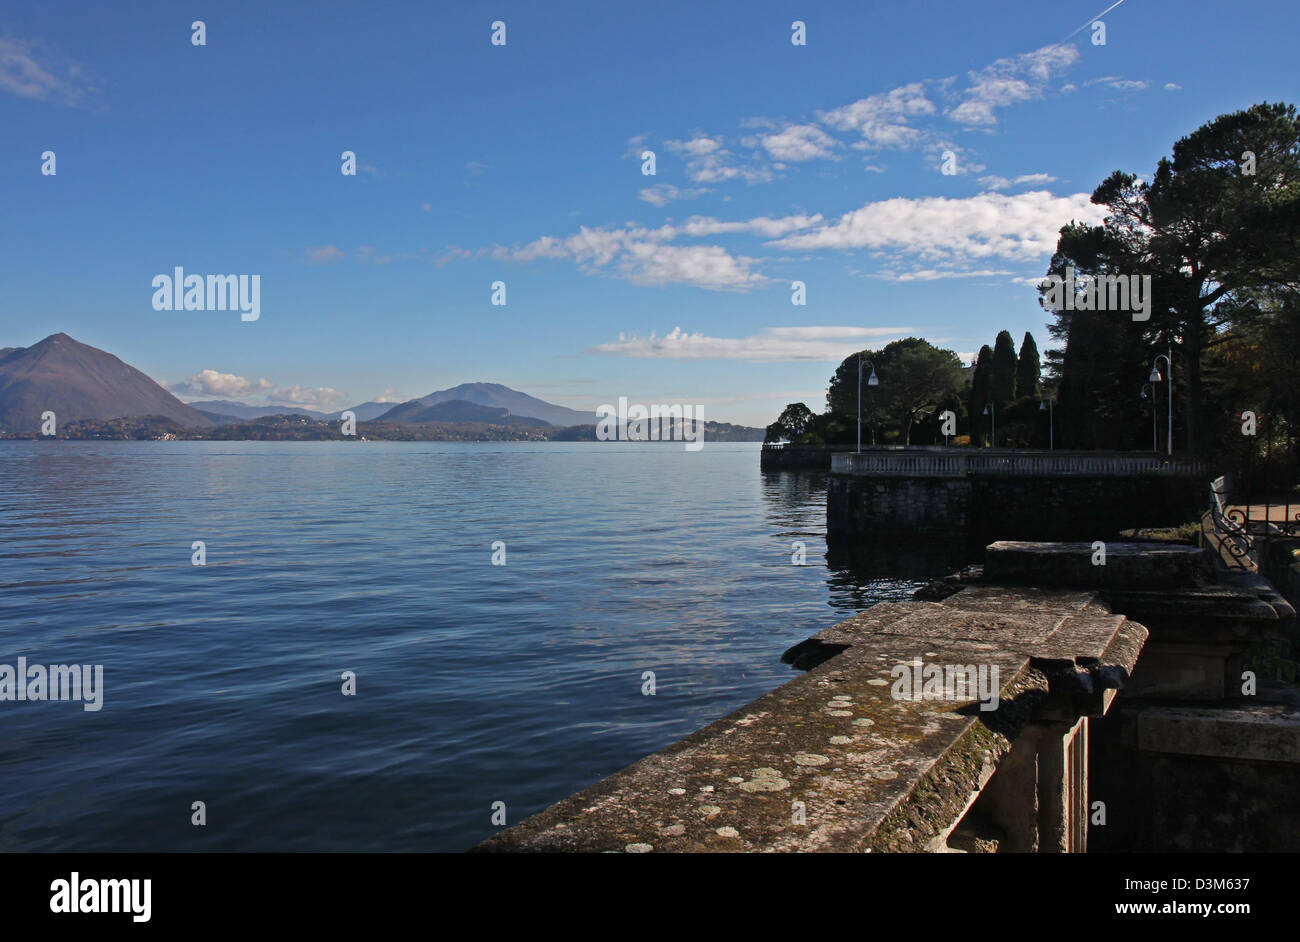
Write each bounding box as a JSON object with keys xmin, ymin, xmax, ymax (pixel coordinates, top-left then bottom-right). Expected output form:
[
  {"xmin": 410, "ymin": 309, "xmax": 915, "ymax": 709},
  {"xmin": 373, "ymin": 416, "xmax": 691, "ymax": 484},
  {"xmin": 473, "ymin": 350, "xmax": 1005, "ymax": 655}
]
[{"xmin": 0, "ymin": 441, "xmax": 961, "ymax": 851}]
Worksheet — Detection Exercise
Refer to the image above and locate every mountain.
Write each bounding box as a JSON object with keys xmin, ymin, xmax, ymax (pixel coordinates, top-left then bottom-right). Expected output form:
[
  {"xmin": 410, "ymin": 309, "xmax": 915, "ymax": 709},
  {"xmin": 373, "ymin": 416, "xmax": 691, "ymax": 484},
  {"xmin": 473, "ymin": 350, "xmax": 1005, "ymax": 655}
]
[
  {"xmin": 187, "ymin": 400, "xmax": 327, "ymax": 422},
  {"xmin": 191, "ymin": 400, "xmax": 397, "ymax": 423},
  {"xmin": 0, "ymin": 334, "xmax": 212, "ymax": 431},
  {"xmin": 324, "ymin": 401, "xmax": 397, "ymax": 422},
  {"xmin": 402, "ymin": 382, "xmax": 595, "ymax": 427},
  {"xmin": 375, "ymin": 398, "xmax": 551, "ymax": 427}
]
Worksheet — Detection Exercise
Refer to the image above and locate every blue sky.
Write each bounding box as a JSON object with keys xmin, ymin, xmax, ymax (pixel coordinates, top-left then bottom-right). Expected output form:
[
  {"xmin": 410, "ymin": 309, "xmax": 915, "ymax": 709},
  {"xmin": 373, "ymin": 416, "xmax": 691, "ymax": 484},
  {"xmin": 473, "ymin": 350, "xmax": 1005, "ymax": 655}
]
[{"xmin": 3, "ymin": 0, "xmax": 1296, "ymax": 425}]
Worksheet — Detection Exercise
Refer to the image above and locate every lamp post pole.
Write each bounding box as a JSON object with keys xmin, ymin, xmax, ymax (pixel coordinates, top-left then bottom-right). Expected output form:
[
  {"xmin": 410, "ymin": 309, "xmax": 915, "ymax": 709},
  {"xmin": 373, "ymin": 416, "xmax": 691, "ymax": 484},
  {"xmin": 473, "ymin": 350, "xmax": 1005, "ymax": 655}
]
[
  {"xmin": 1167, "ymin": 338, "xmax": 1173, "ymax": 456},
  {"xmin": 1142, "ymin": 383, "xmax": 1157, "ymax": 452},
  {"xmin": 1150, "ymin": 353, "xmax": 1173, "ymax": 456},
  {"xmin": 857, "ymin": 356, "xmax": 878, "ymax": 454}
]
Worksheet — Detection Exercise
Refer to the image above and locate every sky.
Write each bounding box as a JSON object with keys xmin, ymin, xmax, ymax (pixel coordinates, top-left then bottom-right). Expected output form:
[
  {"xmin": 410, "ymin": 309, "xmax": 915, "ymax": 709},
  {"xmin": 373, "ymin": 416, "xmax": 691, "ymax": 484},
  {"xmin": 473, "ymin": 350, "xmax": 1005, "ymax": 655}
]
[{"xmin": 3, "ymin": 0, "xmax": 1297, "ymax": 426}]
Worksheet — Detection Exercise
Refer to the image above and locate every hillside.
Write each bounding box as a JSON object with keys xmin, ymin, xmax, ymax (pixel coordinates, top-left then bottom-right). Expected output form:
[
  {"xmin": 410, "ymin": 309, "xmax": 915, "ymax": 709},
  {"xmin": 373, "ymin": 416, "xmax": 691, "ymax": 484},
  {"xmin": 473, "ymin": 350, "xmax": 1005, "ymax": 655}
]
[{"xmin": 0, "ymin": 334, "xmax": 212, "ymax": 431}]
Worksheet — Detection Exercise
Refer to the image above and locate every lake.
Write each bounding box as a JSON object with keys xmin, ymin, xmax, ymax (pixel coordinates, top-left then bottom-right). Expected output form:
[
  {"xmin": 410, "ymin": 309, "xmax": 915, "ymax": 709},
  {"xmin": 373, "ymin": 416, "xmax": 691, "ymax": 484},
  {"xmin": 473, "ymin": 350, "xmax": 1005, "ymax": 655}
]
[{"xmin": 0, "ymin": 441, "xmax": 960, "ymax": 851}]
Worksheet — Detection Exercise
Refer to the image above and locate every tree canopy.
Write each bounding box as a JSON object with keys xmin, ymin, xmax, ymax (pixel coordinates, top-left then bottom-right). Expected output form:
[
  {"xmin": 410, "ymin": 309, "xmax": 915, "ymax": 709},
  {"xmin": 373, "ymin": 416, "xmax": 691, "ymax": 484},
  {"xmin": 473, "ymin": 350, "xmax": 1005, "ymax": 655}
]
[
  {"xmin": 827, "ymin": 338, "xmax": 966, "ymax": 444},
  {"xmin": 1043, "ymin": 101, "xmax": 1300, "ymax": 457}
]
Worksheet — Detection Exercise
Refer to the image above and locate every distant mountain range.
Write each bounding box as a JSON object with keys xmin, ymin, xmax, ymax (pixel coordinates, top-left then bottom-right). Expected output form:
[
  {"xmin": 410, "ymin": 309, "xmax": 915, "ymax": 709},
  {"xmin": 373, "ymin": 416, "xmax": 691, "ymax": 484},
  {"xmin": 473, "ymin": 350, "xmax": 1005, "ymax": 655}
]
[
  {"xmin": 190, "ymin": 400, "xmax": 398, "ymax": 423},
  {"xmin": 0, "ymin": 333, "xmax": 711, "ymax": 437},
  {"xmin": 374, "ymin": 399, "xmax": 552, "ymax": 427},
  {"xmin": 378, "ymin": 383, "xmax": 595, "ymax": 427}
]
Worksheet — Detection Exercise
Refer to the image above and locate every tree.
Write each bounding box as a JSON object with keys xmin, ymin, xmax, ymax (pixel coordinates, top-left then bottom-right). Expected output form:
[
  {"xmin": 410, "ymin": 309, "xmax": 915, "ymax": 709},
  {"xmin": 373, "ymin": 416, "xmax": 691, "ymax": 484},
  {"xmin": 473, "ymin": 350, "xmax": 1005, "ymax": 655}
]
[
  {"xmin": 877, "ymin": 341, "xmax": 967, "ymax": 443},
  {"xmin": 1043, "ymin": 102, "xmax": 1300, "ymax": 457},
  {"xmin": 969, "ymin": 345, "xmax": 993, "ymax": 424},
  {"xmin": 990, "ymin": 331, "xmax": 1017, "ymax": 404},
  {"xmin": 827, "ymin": 338, "xmax": 966, "ymax": 444},
  {"xmin": 1016, "ymin": 331, "xmax": 1042, "ymax": 400},
  {"xmin": 765, "ymin": 402, "xmax": 816, "ymax": 443}
]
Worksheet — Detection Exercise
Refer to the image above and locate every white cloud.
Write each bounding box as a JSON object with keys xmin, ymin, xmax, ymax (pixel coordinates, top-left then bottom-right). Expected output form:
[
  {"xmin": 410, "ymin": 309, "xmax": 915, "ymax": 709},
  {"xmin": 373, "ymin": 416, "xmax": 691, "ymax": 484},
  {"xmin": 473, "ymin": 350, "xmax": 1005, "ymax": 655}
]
[
  {"xmin": 757, "ymin": 123, "xmax": 838, "ymax": 161},
  {"xmin": 638, "ymin": 183, "xmax": 710, "ymax": 206},
  {"xmin": 268, "ymin": 386, "xmax": 346, "ymax": 410},
  {"xmin": 675, "ymin": 214, "xmax": 823, "ymax": 239},
  {"xmin": 170, "ymin": 370, "xmax": 276, "ymax": 398},
  {"xmin": 171, "ymin": 370, "xmax": 346, "ymax": 411},
  {"xmin": 819, "ymin": 82, "xmax": 936, "ymax": 149},
  {"xmin": 592, "ymin": 325, "xmax": 914, "ymax": 361},
  {"xmin": 1084, "ymin": 75, "xmax": 1149, "ymax": 91},
  {"xmin": 1164, "ymin": 82, "xmax": 1182, "ymax": 92},
  {"xmin": 0, "ymin": 37, "xmax": 99, "ymax": 107},
  {"xmin": 978, "ymin": 172, "xmax": 1058, "ymax": 190},
  {"xmin": 498, "ymin": 225, "xmax": 767, "ymax": 290},
  {"xmin": 666, "ymin": 135, "xmax": 725, "ymax": 157},
  {"xmin": 869, "ymin": 268, "xmax": 1014, "ymax": 282},
  {"xmin": 772, "ymin": 190, "xmax": 1104, "ymax": 262},
  {"xmin": 496, "ymin": 213, "xmax": 824, "ymax": 290},
  {"xmin": 664, "ymin": 135, "xmax": 774, "ymax": 184},
  {"xmin": 625, "ymin": 243, "xmax": 765, "ymax": 289},
  {"xmin": 304, "ymin": 245, "xmax": 345, "ymax": 264},
  {"xmin": 948, "ymin": 44, "xmax": 1079, "ymax": 126}
]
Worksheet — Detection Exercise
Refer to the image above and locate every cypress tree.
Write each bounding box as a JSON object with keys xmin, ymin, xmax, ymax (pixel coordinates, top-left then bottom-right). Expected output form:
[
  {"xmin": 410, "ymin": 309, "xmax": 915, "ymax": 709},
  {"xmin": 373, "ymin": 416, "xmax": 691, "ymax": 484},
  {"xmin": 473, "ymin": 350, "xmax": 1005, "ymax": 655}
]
[
  {"xmin": 990, "ymin": 330, "xmax": 1017, "ymax": 404},
  {"xmin": 1016, "ymin": 331, "xmax": 1042, "ymax": 400}
]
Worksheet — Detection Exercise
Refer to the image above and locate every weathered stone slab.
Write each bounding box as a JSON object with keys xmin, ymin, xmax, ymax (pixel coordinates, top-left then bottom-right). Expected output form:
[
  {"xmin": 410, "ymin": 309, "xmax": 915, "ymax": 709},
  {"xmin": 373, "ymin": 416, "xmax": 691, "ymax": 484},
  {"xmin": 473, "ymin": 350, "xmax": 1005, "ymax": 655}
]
[
  {"xmin": 1132, "ymin": 703, "xmax": 1300, "ymax": 764},
  {"xmin": 478, "ymin": 582, "xmax": 1148, "ymax": 853},
  {"xmin": 785, "ymin": 586, "xmax": 1146, "ymax": 698},
  {"xmin": 985, "ymin": 540, "xmax": 1214, "ymax": 589},
  {"xmin": 475, "ymin": 638, "xmax": 1040, "ymax": 853}
]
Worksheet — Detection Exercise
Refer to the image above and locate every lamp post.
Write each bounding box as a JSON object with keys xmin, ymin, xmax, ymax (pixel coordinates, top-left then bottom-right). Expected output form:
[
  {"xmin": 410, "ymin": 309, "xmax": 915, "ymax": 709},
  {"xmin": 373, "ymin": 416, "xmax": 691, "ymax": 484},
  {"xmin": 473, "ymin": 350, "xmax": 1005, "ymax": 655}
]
[
  {"xmin": 1140, "ymin": 383, "xmax": 1157, "ymax": 452},
  {"xmin": 1149, "ymin": 353, "xmax": 1172, "ymax": 456},
  {"xmin": 983, "ymin": 401, "xmax": 995, "ymax": 448},
  {"xmin": 1039, "ymin": 398, "xmax": 1054, "ymax": 450},
  {"xmin": 857, "ymin": 355, "xmax": 878, "ymax": 454}
]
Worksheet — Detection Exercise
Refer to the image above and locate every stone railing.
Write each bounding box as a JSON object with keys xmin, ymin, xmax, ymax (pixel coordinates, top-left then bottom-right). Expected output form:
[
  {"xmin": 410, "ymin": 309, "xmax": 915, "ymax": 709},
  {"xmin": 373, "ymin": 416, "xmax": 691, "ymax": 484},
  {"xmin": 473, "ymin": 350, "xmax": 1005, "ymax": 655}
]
[{"xmin": 832, "ymin": 449, "xmax": 1205, "ymax": 478}]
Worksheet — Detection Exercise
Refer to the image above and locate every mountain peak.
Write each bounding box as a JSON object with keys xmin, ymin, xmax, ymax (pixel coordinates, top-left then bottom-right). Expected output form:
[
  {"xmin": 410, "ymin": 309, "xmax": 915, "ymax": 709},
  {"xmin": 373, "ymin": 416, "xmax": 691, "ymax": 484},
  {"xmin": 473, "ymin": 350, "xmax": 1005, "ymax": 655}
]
[
  {"xmin": 0, "ymin": 333, "xmax": 212, "ymax": 431},
  {"xmin": 403, "ymin": 382, "xmax": 595, "ymax": 427}
]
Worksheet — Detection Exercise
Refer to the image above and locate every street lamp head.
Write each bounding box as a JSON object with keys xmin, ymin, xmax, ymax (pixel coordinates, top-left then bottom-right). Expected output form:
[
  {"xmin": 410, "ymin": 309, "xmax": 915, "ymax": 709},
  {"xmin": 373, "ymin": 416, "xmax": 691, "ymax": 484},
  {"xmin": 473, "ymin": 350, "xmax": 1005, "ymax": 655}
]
[
  {"xmin": 1148, "ymin": 366, "xmax": 1162, "ymax": 382},
  {"xmin": 867, "ymin": 370, "xmax": 879, "ymax": 387},
  {"xmin": 1039, "ymin": 400, "xmax": 1046, "ymax": 411},
  {"xmin": 983, "ymin": 403, "xmax": 991, "ymax": 415}
]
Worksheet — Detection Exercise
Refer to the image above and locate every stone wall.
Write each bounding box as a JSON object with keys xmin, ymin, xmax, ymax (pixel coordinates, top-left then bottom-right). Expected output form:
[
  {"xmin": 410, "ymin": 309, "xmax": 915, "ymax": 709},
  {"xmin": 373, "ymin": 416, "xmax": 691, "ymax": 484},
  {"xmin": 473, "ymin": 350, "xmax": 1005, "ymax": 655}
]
[
  {"xmin": 760, "ymin": 445, "xmax": 835, "ymax": 471},
  {"xmin": 828, "ymin": 472, "xmax": 1205, "ymax": 549}
]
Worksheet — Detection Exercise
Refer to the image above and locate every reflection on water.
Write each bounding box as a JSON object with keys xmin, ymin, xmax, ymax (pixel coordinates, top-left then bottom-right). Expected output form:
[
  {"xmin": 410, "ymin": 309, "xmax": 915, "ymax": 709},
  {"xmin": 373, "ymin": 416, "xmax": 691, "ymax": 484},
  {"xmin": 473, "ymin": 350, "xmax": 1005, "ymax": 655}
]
[
  {"xmin": 761, "ymin": 467, "xmax": 970, "ymax": 611},
  {"xmin": 1, "ymin": 442, "xmax": 967, "ymax": 851}
]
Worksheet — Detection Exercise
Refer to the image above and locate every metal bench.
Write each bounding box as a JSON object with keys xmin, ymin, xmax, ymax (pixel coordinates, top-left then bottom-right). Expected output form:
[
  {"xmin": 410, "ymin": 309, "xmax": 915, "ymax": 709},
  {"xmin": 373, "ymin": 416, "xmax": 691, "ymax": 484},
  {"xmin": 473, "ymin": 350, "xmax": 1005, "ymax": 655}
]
[{"xmin": 1208, "ymin": 475, "xmax": 1263, "ymax": 567}]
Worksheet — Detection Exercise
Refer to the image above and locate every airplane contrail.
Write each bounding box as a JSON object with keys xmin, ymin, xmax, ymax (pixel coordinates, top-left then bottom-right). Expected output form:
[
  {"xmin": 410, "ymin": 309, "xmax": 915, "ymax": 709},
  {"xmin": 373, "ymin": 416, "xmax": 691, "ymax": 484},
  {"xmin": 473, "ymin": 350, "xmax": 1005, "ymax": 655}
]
[{"xmin": 1062, "ymin": 0, "xmax": 1129, "ymax": 42}]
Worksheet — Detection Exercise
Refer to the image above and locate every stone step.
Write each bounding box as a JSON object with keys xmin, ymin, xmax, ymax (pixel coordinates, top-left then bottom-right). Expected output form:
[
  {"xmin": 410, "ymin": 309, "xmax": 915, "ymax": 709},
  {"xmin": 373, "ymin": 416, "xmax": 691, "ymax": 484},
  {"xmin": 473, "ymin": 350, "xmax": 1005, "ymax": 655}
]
[{"xmin": 984, "ymin": 540, "xmax": 1213, "ymax": 589}]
